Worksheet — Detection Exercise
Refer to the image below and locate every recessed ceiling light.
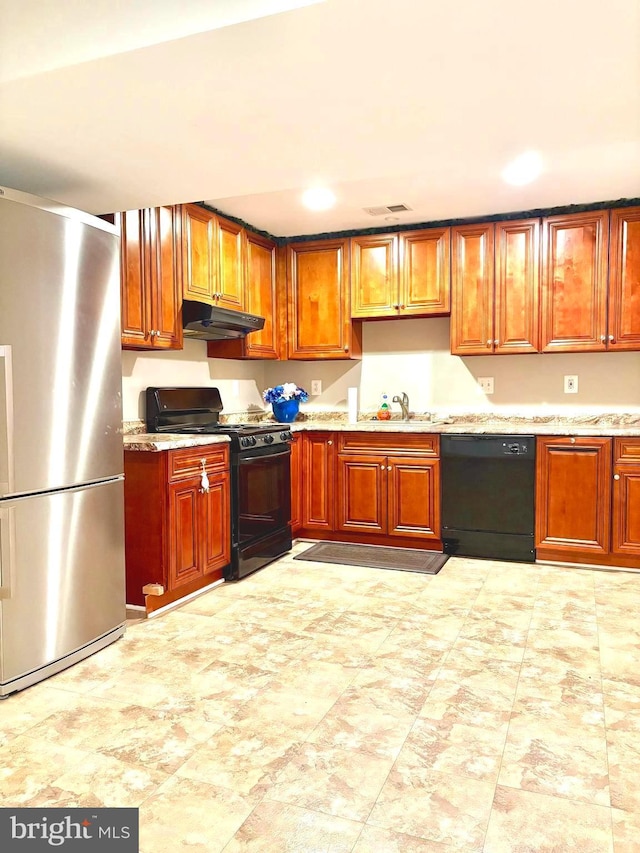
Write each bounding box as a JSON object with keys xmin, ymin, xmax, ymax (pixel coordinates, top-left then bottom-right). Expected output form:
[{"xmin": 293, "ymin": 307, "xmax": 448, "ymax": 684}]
[
  {"xmin": 302, "ymin": 187, "xmax": 336, "ymax": 211},
  {"xmin": 501, "ymin": 151, "xmax": 543, "ymax": 186}
]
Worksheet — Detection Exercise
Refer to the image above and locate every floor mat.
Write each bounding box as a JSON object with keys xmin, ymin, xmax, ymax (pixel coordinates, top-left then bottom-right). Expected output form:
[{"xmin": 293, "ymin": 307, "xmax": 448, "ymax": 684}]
[{"xmin": 293, "ymin": 542, "xmax": 449, "ymax": 575}]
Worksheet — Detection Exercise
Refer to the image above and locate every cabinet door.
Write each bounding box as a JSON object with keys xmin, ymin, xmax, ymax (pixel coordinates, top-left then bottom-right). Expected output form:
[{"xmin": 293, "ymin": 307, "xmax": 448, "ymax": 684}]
[
  {"xmin": 168, "ymin": 479, "xmax": 201, "ymax": 589},
  {"xmin": 302, "ymin": 432, "xmax": 335, "ymax": 530},
  {"xmin": 147, "ymin": 206, "xmax": 183, "ymax": 349},
  {"xmin": 450, "ymin": 223, "xmax": 495, "ymax": 354},
  {"xmin": 120, "ymin": 209, "xmax": 151, "ymax": 347},
  {"xmin": 494, "ymin": 219, "xmax": 540, "ymax": 353},
  {"xmin": 288, "ymin": 240, "xmax": 359, "ymax": 359},
  {"xmin": 217, "ymin": 216, "xmax": 245, "ymax": 310},
  {"xmin": 608, "ymin": 207, "xmax": 640, "ymax": 351},
  {"xmin": 541, "ymin": 211, "xmax": 609, "ymax": 352},
  {"xmin": 182, "ymin": 204, "xmax": 217, "ymax": 303},
  {"xmin": 244, "ymin": 231, "xmax": 279, "ymax": 357},
  {"xmin": 200, "ymin": 471, "xmax": 231, "ymax": 578},
  {"xmin": 535, "ymin": 437, "xmax": 612, "ymax": 555},
  {"xmin": 399, "ymin": 228, "xmax": 450, "ymax": 316},
  {"xmin": 387, "ymin": 456, "xmax": 440, "ymax": 540},
  {"xmin": 290, "ymin": 433, "xmax": 303, "ymax": 534},
  {"xmin": 336, "ymin": 454, "xmax": 387, "ymax": 534},
  {"xmin": 350, "ymin": 234, "xmax": 398, "ymax": 318}
]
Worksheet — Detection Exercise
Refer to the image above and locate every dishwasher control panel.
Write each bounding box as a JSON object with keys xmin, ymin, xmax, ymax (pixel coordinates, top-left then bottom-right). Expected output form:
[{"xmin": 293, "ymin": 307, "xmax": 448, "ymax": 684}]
[{"xmin": 503, "ymin": 441, "xmax": 529, "ymax": 455}]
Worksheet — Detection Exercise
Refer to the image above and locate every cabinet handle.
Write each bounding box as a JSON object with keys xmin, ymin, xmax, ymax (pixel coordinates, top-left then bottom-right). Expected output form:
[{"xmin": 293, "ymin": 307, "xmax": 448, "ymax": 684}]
[
  {"xmin": 609, "ymin": 335, "xmax": 615, "ymax": 343},
  {"xmin": 614, "ymin": 473, "xmax": 621, "ymax": 480}
]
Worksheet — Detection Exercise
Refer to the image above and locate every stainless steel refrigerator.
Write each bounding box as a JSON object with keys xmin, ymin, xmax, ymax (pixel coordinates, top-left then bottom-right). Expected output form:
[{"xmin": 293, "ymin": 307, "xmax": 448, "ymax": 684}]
[{"xmin": 0, "ymin": 187, "xmax": 126, "ymax": 697}]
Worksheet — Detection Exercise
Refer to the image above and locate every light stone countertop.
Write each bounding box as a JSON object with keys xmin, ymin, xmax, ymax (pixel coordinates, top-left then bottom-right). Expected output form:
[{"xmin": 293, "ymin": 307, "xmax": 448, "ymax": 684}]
[
  {"xmin": 123, "ymin": 433, "xmax": 231, "ymax": 452},
  {"xmin": 123, "ymin": 413, "xmax": 640, "ymax": 451}
]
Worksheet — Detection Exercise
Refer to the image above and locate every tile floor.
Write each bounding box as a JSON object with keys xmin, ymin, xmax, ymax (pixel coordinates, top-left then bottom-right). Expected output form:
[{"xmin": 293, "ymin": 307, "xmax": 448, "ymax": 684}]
[{"xmin": 1, "ymin": 542, "xmax": 640, "ymax": 852}]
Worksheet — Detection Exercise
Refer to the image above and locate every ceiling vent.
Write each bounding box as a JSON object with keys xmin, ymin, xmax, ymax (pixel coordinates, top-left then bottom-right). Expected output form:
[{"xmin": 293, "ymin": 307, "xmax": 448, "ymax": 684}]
[{"xmin": 363, "ymin": 203, "xmax": 413, "ymax": 216}]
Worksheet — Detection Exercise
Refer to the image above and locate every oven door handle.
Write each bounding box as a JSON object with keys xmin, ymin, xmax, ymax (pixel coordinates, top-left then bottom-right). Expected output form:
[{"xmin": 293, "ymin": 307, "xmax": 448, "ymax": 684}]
[{"xmin": 239, "ymin": 445, "xmax": 291, "ymax": 462}]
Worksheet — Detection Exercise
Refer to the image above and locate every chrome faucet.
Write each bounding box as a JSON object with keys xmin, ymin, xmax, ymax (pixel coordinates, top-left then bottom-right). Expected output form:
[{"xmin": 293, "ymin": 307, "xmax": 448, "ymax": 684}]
[{"xmin": 392, "ymin": 391, "xmax": 410, "ymax": 422}]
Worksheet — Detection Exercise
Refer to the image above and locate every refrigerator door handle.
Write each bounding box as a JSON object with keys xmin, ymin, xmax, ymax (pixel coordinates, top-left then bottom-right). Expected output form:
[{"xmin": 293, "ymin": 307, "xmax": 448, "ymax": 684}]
[
  {"xmin": 0, "ymin": 345, "xmax": 14, "ymax": 497},
  {"xmin": 0, "ymin": 505, "xmax": 15, "ymax": 599}
]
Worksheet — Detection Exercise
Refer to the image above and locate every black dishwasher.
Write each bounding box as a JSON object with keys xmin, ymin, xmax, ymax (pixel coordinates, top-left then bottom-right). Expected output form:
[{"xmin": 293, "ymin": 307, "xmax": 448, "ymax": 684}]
[{"xmin": 441, "ymin": 435, "xmax": 536, "ymax": 562}]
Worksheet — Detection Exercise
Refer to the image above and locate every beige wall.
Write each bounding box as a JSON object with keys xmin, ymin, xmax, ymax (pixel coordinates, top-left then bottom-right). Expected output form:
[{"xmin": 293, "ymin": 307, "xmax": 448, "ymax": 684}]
[{"xmin": 122, "ymin": 318, "xmax": 640, "ymax": 421}]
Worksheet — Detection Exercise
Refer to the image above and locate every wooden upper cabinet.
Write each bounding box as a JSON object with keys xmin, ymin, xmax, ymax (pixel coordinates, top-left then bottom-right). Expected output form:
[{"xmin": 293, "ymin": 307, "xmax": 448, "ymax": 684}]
[
  {"xmin": 450, "ymin": 223, "xmax": 495, "ymax": 354},
  {"xmin": 608, "ymin": 206, "xmax": 640, "ymax": 351},
  {"xmin": 207, "ymin": 231, "xmax": 279, "ymax": 360},
  {"xmin": 182, "ymin": 203, "xmax": 217, "ymax": 303},
  {"xmin": 494, "ymin": 219, "xmax": 540, "ymax": 354},
  {"xmin": 120, "ymin": 209, "xmax": 149, "ymax": 347},
  {"xmin": 120, "ymin": 207, "xmax": 182, "ymax": 350},
  {"xmin": 541, "ymin": 210, "xmax": 609, "ymax": 352},
  {"xmin": 217, "ymin": 216, "xmax": 245, "ymax": 310},
  {"xmin": 535, "ymin": 436, "xmax": 612, "ymax": 556},
  {"xmin": 351, "ymin": 228, "xmax": 450, "ymax": 318},
  {"xmin": 147, "ymin": 206, "xmax": 183, "ymax": 349},
  {"xmin": 243, "ymin": 232, "xmax": 278, "ymax": 357},
  {"xmin": 351, "ymin": 234, "xmax": 398, "ymax": 317},
  {"xmin": 400, "ymin": 228, "xmax": 450, "ymax": 316},
  {"xmin": 287, "ymin": 239, "xmax": 362, "ymax": 359}
]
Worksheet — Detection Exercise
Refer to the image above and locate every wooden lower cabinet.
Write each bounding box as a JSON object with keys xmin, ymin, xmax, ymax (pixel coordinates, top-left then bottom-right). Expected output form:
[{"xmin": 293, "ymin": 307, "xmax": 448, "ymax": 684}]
[
  {"xmin": 337, "ymin": 451, "xmax": 440, "ymax": 541},
  {"xmin": 301, "ymin": 432, "xmax": 336, "ymax": 531},
  {"xmin": 124, "ymin": 445, "xmax": 231, "ymax": 610},
  {"xmin": 536, "ymin": 436, "xmax": 640, "ymax": 568},
  {"xmin": 290, "ymin": 432, "xmax": 303, "ymax": 534}
]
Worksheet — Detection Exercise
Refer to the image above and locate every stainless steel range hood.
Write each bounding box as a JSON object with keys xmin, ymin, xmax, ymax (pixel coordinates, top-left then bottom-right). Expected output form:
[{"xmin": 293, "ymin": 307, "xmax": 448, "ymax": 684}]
[{"xmin": 182, "ymin": 300, "xmax": 265, "ymax": 340}]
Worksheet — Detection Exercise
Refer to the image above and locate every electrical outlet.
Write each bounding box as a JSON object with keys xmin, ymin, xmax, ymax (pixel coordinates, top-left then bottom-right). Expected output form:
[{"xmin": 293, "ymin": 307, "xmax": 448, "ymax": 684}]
[
  {"xmin": 311, "ymin": 379, "xmax": 322, "ymax": 395},
  {"xmin": 564, "ymin": 375, "xmax": 578, "ymax": 394},
  {"xmin": 477, "ymin": 377, "xmax": 494, "ymax": 394}
]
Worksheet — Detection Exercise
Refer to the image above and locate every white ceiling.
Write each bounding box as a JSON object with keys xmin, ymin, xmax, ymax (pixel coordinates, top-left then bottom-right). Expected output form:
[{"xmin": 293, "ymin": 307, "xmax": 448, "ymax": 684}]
[{"xmin": 1, "ymin": 0, "xmax": 639, "ymax": 237}]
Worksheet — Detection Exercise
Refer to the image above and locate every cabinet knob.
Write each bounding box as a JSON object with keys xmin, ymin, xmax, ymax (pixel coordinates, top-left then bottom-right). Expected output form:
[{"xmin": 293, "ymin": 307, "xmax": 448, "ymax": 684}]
[
  {"xmin": 380, "ymin": 464, "xmax": 385, "ymax": 469},
  {"xmin": 387, "ymin": 465, "xmax": 392, "ymax": 471},
  {"xmin": 487, "ymin": 339, "xmax": 492, "ymax": 347},
  {"xmin": 570, "ymin": 437, "xmax": 576, "ymax": 444},
  {"xmin": 399, "ymin": 304, "xmax": 405, "ymax": 309},
  {"xmin": 614, "ymin": 473, "xmax": 621, "ymax": 480},
  {"xmin": 600, "ymin": 335, "xmax": 606, "ymax": 342},
  {"xmin": 149, "ymin": 329, "xmax": 156, "ymax": 337},
  {"xmin": 344, "ymin": 345, "xmax": 349, "ymax": 352},
  {"xmin": 393, "ymin": 303, "xmax": 399, "ymax": 309},
  {"xmin": 327, "ymin": 440, "xmax": 333, "ymax": 446},
  {"xmin": 609, "ymin": 335, "xmax": 615, "ymax": 343},
  {"xmin": 494, "ymin": 339, "xmax": 499, "ymax": 346}
]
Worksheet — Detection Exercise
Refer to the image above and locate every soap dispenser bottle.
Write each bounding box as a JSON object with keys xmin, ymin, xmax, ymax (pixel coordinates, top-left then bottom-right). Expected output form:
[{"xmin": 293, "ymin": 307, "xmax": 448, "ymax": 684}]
[{"xmin": 377, "ymin": 393, "xmax": 391, "ymax": 421}]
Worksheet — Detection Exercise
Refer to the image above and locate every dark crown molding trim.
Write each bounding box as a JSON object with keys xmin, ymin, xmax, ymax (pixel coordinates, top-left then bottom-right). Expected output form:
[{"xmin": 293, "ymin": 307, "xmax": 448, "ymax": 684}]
[{"xmin": 198, "ymin": 196, "xmax": 640, "ymax": 245}]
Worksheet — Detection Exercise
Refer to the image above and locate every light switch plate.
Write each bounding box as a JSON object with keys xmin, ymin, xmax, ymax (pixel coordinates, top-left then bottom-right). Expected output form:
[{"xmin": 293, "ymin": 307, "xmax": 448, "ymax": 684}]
[
  {"xmin": 564, "ymin": 375, "xmax": 578, "ymax": 393},
  {"xmin": 311, "ymin": 380, "xmax": 322, "ymax": 395},
  {"xmin": 478, "ymin": 377, "xmax": 494, "ymax": 394}
]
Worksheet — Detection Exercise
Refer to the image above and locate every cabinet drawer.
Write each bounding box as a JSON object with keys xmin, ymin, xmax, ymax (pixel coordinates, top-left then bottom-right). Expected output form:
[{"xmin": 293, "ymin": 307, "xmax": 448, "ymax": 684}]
[
  {"xmin": 614, "ymin": 438, "xmax": 640, "ymax": 464},
  {"xmin": 169, "ymin": 444, "xmax": 229, "ymax": 482},
  {"xmin": 338, "ymin": 432, "xmax": 439, "ymax": 456}
]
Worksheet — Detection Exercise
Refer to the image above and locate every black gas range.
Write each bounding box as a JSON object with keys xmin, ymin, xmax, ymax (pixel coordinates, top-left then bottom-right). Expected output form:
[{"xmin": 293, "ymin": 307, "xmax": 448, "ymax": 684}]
[{"xmin": 146, "ymin": 387, "xmax": 292, "ymax": 580}]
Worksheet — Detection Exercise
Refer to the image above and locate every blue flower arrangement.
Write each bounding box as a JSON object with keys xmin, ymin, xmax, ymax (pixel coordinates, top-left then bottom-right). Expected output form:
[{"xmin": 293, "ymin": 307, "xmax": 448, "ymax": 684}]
[{"xmin": 262, "ymin": 383, "xmax": 309, "ymax": 404}]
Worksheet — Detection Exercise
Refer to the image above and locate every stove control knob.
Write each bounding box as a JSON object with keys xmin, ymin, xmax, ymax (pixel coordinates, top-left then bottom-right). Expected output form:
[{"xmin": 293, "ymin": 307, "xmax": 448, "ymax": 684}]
[
  {"xmin": 240, "ymin": 437, "xmax": 250, "ymax": 448},
  {"xmin": 263, "ymin": 434, "xmax": 274, "ymax": 444},
  {"xmin": 250, "ymin": 436, "xmax": 257, "ymax": 446},
  {"xmin": 280, "ymin": 431, "xmax": 290, "ymax": 441}
]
